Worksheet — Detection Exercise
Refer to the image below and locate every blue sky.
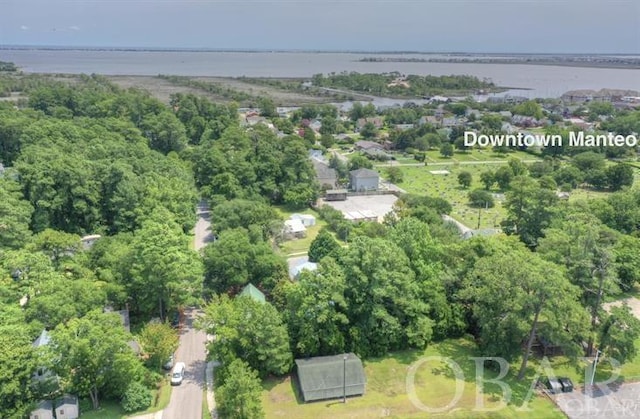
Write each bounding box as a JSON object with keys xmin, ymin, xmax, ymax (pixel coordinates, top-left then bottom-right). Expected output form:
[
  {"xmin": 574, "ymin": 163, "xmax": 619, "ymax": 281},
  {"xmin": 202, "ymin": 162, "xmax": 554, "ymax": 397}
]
[{"xmin": 1, "ymin": 0, "xmax": 638, "ymax": 53}]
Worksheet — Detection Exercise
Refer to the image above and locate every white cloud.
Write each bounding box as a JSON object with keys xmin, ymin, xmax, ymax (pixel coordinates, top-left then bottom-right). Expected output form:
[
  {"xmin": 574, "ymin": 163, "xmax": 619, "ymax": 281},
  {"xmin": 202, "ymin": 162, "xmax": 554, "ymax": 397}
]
[
  {"xmin": 69, "ymin": 25, "xmax": 80, "ymax": 31},
  {"xmin": 20, "ymin": 25, "xmax": 29, "ymax": 31}
]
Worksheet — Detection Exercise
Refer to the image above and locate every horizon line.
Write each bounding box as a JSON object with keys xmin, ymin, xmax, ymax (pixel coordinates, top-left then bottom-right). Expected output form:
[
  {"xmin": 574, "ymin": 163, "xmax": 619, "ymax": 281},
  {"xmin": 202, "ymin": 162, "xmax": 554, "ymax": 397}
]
[{"xmin": 1, "ymin": 44, "xmax": 638, "ymax": 56}]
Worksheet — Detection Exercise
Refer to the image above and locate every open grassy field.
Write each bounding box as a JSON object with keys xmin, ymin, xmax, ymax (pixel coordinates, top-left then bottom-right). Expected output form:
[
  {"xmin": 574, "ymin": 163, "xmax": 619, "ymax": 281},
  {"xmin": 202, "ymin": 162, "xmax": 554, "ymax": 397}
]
[
  {"xmin": 422, "ymin": 149, "xmax": 539, "ymax": 164},
  {"xmin": 384, "ymin": 163, "xmax": 509, "ymax": 230},
  {"xmin": 261, "ymin": 337, "xmax": 579, "ymax": 419}
]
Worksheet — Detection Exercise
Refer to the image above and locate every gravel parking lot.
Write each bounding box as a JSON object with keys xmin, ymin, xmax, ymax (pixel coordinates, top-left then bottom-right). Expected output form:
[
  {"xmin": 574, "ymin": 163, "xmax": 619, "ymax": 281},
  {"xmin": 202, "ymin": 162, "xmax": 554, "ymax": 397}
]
[{"xmin": 319, "ymin": 194, "xmax": 398, "ymax": 222}]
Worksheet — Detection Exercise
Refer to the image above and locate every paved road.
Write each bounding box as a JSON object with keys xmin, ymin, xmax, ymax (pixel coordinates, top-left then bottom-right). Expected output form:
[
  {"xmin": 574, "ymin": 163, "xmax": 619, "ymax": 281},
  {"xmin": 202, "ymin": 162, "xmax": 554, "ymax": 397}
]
[
  {"xmin": 163, "ymin": 202, "xmax": 212, "ymax": 419},
  {"xmin": 163, "ymin": 309, "xmax": 207, "ymax": 419},
  {"xmin": 194, "ymin": 200, "xmax": 214, "ymax": 251}
]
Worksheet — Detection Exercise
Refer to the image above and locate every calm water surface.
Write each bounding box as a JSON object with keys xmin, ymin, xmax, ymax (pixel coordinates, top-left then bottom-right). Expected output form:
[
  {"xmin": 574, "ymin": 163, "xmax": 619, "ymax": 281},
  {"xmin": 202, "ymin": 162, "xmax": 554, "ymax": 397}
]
[{"xmin": 2, "ymin": 50, "xmax": 639, "ymax": 98}]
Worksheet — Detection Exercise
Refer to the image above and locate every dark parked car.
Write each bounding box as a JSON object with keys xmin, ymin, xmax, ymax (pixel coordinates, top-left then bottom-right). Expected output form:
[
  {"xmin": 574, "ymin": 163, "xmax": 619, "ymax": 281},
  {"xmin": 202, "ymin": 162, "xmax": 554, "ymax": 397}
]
[{"xmin": 559, "ymin": 377, "xmax": 574, "ymax": 393}]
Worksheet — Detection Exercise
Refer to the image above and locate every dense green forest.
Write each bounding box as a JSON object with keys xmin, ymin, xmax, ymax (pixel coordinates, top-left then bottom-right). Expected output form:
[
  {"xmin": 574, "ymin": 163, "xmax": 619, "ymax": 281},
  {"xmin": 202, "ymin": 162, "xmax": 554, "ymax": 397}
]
[
  {"xmin": 2, "ymin": 71, "xmax": 640, "ymax": 418},
  {"xmin": 310, "ymin": 71, "xmax": 496, "ymax": 96}
]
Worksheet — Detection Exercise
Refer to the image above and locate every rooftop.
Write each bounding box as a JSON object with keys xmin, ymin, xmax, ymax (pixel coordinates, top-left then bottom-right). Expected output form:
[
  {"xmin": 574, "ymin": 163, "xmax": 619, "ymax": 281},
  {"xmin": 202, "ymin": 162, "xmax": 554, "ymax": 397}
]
[{"xmin": 295, "ymin": 353, "xmax": 366, "ymax": 402}]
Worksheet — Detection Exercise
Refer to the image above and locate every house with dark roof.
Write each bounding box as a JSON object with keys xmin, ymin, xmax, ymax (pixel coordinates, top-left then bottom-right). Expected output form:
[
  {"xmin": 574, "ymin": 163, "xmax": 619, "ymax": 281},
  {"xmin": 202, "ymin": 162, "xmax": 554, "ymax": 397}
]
[
  {"xmin": 349, "ymin": 168, "xmax": 379, "ymax": 191},
  {"xmin": 295, "ymin": 353, "xmax": 366, "ymax": 402},
  {"xmin": 354, "ymin": 140, "xmax": 383, "ymax": 152},
  {"xmin": 240, "ymin": 283, "xmax": 266, "ymax": 304},
  {"xmin": 311, "ymin": 158, "xmax": 338, "ymax": 189}
]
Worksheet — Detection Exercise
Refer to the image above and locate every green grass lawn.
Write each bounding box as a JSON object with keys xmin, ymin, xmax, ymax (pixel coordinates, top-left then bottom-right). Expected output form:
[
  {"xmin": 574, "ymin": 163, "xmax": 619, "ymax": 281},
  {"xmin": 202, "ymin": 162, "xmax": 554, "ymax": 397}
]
[
  {"xmin": 261, "ymin": 337, "xmax": 572, "ymax": 418},
  {"xmin": 388, "ymin": 164, "xmax": 507, "ymax": 230}
]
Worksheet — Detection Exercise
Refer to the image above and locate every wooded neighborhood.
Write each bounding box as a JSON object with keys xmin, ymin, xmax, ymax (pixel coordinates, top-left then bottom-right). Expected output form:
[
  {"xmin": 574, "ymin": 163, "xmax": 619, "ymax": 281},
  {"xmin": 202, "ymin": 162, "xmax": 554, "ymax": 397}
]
[{"xmin": 2, "ymin": 65, "xmax": 640, "ymax": 419}]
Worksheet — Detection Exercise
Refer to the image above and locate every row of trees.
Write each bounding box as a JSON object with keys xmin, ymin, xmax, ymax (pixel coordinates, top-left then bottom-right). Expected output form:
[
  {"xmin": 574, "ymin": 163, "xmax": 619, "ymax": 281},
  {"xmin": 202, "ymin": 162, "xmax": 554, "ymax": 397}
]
[{"xmin": 0, "ymin": 76, "xmax": 196, "ymax": 416}]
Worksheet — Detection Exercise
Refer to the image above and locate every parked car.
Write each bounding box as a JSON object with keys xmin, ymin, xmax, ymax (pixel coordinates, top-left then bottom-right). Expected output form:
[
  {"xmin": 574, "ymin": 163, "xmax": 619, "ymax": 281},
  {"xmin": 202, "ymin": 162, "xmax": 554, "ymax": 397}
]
[
  {"xmin": 171, "ymin": 362, "xmax": 185, "ymax": 386},
  {"xmin": 559, "ymin": 377, "xmax": 574, "ymax": 393},
  {"xmin": 163, "ymin": 353, "xmax": 175, "ymax": 370}
]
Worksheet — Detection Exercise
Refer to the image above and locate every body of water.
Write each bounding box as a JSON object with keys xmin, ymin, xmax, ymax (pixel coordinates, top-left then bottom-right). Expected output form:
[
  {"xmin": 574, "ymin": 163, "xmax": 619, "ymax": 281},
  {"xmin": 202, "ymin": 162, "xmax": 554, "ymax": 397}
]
[{"xmin": 2, "ymin": 50, "xmax": 640, "ymax": 98}]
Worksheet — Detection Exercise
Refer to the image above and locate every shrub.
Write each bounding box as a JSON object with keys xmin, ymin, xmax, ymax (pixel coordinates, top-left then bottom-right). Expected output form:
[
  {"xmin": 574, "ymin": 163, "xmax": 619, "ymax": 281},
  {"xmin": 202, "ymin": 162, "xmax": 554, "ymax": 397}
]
[{"xmin": 121, "ymin": 382, "xmax": 152, "ymax": 413}]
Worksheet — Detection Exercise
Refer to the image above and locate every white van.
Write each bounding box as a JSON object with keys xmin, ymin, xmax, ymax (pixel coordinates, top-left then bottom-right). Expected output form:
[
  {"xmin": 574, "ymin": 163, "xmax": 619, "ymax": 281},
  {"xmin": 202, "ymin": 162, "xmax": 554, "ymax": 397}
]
[{"xmin": 171, "ymin": 362, "xmax": 186, "ymax": 385}]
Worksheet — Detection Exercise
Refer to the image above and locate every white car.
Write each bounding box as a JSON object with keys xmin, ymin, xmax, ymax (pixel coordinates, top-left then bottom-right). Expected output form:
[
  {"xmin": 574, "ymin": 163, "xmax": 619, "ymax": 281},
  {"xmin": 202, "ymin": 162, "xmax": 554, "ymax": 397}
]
[{"xmin": 171, "ymin": 362, "xmax": 185, "ymax": 385}]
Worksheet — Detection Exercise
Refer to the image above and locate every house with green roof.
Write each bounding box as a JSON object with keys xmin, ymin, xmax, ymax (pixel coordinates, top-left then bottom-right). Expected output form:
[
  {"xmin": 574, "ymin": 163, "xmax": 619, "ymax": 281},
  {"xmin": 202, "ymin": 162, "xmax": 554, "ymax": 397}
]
[{"xmin": 239, "ymin": 283, "xmax": 266, "ymax": 304}]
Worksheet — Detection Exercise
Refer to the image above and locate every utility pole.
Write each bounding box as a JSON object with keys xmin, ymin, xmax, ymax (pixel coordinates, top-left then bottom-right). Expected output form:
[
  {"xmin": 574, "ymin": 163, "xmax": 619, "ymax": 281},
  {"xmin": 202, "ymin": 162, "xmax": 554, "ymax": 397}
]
[
  {"xmin": 590, "ymin": 349, "xmax": 601, "ymax": 386},
  {"xmin": 343, "ymin": 354, "xmax": 347, "ymax": 403}
]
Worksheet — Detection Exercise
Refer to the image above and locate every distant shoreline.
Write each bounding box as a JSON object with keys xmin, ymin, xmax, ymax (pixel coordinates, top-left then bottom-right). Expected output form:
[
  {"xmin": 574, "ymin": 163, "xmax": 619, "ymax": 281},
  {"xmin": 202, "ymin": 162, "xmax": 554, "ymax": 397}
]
[{"xmin": 358, "ymin": 57, "xmax": 640, "ymax": 70}]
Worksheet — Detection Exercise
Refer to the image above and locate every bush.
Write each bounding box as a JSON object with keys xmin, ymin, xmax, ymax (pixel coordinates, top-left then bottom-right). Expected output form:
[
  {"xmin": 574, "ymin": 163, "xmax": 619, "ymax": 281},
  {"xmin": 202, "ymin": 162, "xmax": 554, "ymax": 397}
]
[{"xmin": 121, "ymin": 382, "xmax": 153, "ymax": 413}]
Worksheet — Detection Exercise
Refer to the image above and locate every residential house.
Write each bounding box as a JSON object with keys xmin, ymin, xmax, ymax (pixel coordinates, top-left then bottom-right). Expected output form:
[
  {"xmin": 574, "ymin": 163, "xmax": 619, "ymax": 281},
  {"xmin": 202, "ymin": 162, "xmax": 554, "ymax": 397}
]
[
  {"xmin": 104, "ymin": 307, "xmax": 142, "ymax": 355},
  {"xmin": 30, "ymin": 400, "xmax": 54, "ymax": 419},
  {"xmin": 239, "ymin": 283, "xmax": 266, "ymax": 304},
  {"xmin": 32, "ymin": 330, "xmax": 56, "ymax": 384},
  {"xmin": 418, "ymin": 115, "xmax": 439, "ymax": 126},
  {"xmin": 355, "ymin": 117, "xmax": 384, "ymax": 132},
  {"xmin": 244, "ymin": 116, "xmax": 275, "ymax": 131},
  {"xmin": 311, "ymin": 158, "xmax": 338, "ymax": 189},
  {"xmin": 349, "ymin": 168, "xmax": 379, "ymax": 192},
  {"xmin": 54, "ymin": 395, "xmax": 79, "ymax": 419},
  {"xmin": 394, "ymin": 123, "xmax": 415, "ymax": 131},
  {"xmin": 308, "ymin": 120, "xmax": 322, "ymax": 133},
  {"xmin": 295, "ymin": 353, "xmax": 366, "ymax": 402},
  {"xmin": 355, "ymin": 140, "xmax": 384, "ymax": 152}
]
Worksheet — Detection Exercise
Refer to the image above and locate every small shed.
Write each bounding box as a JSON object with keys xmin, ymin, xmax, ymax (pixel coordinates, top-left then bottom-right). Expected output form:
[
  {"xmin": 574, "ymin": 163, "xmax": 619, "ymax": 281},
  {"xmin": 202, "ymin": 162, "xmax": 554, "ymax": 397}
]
[
  {"xmin": 284, "ymin": 219, "xmax": 307, "ymax": 239},
  {"xmin": 291, "ymin": 213, "xmax": 316, "ymax": 227},
  {"xmin": 30, "ymin": 400, "xmax": 54, "ymax": 419},
  {"xmin": 325, "ymin": 189, "xmax": 348, "ymax": 201},
  {"xmin": 295, "ymin": 353, "xmax": 366, "ymax": 402},
  {"xmin": 240, "ymin": 283, "xmax": 266, "ymax": 304},
  {"xmin": 55, "ymin": 395, "xmax": 79, "ymax": 419}
]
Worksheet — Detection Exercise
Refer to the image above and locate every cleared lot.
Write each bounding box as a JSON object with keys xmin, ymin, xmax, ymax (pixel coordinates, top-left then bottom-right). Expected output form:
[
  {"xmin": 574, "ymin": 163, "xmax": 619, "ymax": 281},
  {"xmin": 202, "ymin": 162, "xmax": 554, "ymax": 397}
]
[{"xmin": 319, "ymin": 194, "xmax": 398, "ymax": 222}]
